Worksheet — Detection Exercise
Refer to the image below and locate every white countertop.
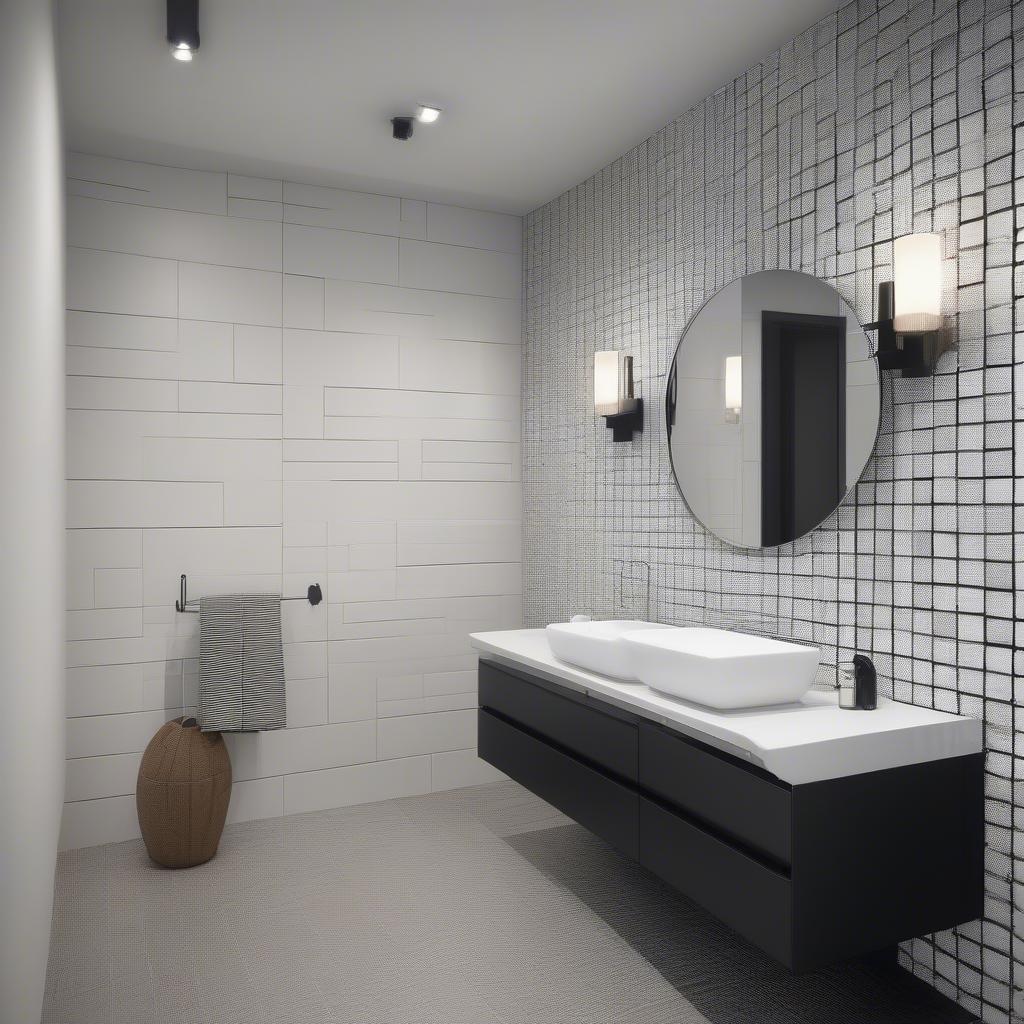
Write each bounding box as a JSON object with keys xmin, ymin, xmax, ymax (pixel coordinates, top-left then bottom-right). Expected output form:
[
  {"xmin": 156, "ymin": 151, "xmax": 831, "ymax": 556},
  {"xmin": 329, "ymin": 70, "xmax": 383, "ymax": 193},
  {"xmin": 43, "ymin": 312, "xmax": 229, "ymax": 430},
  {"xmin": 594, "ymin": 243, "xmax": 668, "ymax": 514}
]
[{"xmin": 470, "ymin": 629, "xmax": 983, "ymax": 785}]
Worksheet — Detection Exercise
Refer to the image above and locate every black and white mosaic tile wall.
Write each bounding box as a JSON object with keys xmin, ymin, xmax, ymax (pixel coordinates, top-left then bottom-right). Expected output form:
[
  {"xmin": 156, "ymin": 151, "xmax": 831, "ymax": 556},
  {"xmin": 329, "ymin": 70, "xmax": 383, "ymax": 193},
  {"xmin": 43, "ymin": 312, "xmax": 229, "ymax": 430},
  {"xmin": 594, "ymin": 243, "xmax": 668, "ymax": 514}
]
[{"xmin": 523, "ymin": 1, "xmax": 1021, "ymax": 1020}]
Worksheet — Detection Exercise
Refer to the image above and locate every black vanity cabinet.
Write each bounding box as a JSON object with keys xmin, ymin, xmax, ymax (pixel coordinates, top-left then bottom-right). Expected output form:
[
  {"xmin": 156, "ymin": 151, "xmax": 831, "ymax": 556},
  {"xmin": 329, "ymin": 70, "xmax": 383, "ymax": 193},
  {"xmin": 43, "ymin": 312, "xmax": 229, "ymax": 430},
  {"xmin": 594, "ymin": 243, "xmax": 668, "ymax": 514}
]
[{"xmin": 477, "ymin": 659, "xmax": 984, "ymax": 972}]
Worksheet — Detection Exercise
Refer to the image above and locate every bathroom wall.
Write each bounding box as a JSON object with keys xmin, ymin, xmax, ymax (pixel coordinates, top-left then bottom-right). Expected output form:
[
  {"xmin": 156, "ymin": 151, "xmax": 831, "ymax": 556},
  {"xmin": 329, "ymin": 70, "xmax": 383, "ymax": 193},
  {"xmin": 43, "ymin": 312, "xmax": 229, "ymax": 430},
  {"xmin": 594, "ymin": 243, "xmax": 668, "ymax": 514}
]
[
  {"xmin": 63, "ymin": 153, "xmax": 520, "ymax": 850},
  {"xmin": 0, "ymin": 2, "xmax": 66, "ymax": 1022},
  {"xmin": 524, "ymin": 1, "xmax": 1018, "ymax": 1021}
]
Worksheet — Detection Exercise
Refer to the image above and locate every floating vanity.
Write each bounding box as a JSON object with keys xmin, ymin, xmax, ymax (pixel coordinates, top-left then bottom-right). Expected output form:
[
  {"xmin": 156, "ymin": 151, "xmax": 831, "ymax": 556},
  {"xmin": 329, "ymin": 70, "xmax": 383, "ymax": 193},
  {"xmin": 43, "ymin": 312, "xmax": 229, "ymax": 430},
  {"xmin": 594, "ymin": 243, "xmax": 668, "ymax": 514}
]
[{"xmin": 471, "ymin": 628, "xmax": 984, "ymax": 972}]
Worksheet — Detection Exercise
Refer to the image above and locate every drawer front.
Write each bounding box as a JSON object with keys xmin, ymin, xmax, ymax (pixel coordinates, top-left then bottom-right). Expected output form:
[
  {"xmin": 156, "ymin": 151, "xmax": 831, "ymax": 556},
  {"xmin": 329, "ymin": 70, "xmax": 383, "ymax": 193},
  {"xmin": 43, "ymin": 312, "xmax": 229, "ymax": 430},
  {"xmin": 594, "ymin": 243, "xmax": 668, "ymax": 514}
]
[
  {"xmin": 478, "ymin": 709, "xmax": 638, "ymax": 859},
  {"xmin": 479, "ymin": 661, "xmax": 637, "ymax": 782},
  {"xmin": 639, "ymin": 721, "xmax": 792, "ymax": 866},
  {"xmin": 640, "ymin": 798, "xmax": 792, "ymax": 967}
]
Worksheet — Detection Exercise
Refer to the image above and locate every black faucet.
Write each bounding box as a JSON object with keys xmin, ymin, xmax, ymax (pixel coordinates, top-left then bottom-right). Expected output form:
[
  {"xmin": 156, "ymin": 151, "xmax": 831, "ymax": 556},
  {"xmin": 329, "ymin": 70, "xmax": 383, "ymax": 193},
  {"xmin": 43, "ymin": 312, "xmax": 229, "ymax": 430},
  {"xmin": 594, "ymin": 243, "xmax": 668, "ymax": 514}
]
[{"xmin": 852, "ymin": 654, "xmax": 877, "ymax": 711}]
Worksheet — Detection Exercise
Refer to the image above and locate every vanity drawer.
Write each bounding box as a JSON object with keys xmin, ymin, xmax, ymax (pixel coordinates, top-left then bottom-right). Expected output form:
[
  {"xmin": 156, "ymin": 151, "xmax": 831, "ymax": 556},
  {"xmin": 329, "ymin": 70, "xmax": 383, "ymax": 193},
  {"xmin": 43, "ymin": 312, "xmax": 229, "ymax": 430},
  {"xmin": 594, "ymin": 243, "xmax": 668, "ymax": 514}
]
[
  {"xmin": 478, "ymin": 709, "xmax": 639, "ymax": 859},
  {"xmin": 639, "ymin": 797, "xmax": 792, "ymax": 966},
  {"xmin": 479, "ymin": 661, "xmax": 637, "ymax": 782},
  {"xmin": 639, "ymin": 721, "xmax": 791, "ymax": 866}
]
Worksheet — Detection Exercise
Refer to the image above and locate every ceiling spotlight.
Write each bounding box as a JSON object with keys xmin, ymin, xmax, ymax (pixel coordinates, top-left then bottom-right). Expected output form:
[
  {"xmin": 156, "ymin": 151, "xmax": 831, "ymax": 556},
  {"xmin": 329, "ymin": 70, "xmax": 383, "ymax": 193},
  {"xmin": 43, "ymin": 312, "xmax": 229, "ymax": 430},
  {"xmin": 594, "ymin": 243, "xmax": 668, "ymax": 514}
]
[
  {"xmin": 167, "ymin": 0, "xmax": 200, "ymax": 62},
  {"xmin": 416, "ymin": 105, "xmax": 442, "ymax": 124},
  {"xmin": 391, "ymin": 116, "xmax": 415, "ymax": 141}
]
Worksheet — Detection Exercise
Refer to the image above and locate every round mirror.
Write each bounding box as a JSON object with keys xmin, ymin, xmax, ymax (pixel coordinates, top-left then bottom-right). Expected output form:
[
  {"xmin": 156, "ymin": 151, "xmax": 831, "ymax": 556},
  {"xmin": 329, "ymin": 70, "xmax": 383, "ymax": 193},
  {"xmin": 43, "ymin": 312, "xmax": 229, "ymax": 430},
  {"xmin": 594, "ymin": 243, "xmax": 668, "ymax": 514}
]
[{"xmin": 666, "ymin": 270, "xmax": 880, "ymax": 548}]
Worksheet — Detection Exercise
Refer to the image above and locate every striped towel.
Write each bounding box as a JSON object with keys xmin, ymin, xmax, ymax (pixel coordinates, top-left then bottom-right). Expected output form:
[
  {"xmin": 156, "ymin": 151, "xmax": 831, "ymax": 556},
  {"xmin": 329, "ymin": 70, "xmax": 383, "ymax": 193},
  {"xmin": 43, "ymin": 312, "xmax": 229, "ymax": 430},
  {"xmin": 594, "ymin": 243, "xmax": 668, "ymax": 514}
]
[{"xmin": 197, "ymin": 594, "xmax": 286, "ymax": 733}]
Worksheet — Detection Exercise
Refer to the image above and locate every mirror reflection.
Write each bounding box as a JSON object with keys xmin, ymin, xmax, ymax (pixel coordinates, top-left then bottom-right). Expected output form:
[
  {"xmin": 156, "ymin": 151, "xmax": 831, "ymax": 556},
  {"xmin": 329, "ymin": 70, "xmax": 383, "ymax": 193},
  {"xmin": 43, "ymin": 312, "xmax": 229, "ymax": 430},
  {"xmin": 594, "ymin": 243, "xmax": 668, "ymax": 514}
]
[{"xmin": 666, "ymin": 270, "xmax": 880, "ymax": 548}]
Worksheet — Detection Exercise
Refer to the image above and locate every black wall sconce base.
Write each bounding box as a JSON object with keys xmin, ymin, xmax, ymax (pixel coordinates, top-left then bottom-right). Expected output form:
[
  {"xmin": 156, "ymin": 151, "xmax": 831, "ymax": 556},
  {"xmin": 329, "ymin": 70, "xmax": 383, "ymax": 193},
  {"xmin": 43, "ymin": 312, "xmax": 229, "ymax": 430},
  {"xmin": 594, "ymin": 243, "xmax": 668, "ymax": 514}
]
[
  {"xmin": 603, "ymin": 398, "xmax": 644, "ymax": 442},
  {"xmin": 865, "ymin": 281, "xmax": 941, "ymax": 378}
]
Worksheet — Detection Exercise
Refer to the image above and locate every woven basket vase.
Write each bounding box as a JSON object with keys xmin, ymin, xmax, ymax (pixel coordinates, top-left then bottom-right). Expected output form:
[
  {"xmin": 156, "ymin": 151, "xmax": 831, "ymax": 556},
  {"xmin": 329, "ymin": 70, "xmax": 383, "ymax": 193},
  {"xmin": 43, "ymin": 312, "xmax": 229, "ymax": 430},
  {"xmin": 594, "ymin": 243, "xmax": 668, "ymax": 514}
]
[{"xmin": 136, "ymin": 717, "xmax": 232, "ymax": 868}]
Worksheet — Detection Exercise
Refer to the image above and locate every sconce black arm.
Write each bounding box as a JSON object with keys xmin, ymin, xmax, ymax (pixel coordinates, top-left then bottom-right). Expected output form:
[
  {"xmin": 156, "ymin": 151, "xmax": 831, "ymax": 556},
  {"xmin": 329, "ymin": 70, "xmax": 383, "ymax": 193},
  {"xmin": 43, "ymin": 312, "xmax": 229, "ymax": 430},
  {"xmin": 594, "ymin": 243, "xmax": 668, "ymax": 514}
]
[
  {"xmin": 864, "ymin": 281, "xmax": 939, "ymax": 378},
  {"xmin": 603, "ymin": 398, "xmax": 644, "ymax": 442}
]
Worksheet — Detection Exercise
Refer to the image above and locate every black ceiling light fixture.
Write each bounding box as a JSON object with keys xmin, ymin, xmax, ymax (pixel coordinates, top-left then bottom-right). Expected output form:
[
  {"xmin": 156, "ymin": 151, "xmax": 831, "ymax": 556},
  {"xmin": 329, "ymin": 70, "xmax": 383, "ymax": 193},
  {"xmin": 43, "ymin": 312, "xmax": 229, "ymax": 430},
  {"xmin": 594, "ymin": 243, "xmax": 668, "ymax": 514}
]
[
  {"xmin": 167, "ymin": 0, "xmax": 200, "ymax": 62},
  {"xmin": 391, "ymin": 116, "xmax": 415, "ymax": 141},
  {"xmin": 391, "ymin": 105, "xmax": 442, "ymax": 141}
]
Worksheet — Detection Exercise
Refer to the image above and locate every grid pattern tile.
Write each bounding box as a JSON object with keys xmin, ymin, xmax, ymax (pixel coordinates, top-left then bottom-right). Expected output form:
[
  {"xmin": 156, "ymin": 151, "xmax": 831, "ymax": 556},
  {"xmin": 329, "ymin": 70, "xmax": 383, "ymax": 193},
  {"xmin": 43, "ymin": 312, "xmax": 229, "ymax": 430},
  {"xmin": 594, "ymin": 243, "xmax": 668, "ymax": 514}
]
[{"xmin": 522, "ymin": 2, "xmax": 1021, "ymax": 1021}]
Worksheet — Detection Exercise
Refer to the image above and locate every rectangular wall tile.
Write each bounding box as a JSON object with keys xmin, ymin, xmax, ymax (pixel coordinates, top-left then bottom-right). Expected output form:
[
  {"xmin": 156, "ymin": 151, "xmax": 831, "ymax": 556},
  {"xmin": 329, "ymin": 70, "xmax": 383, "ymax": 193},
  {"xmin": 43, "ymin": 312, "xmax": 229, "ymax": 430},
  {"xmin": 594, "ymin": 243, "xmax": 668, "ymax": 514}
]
[
  {"xmin": 229, "ymin": 174, "xmax": 282, "ymax": 202},
  {"xmin": 430, "ymin": 748, "xmax": 507, "ymax": 791},
  {"xmin": 67, "ymin": 607, "xmax": 143, "ymax": 641},
  {"xmin": 325, "ymin": 416, "xmax": 518, "ymax": 443},
  {"xmin": 285, "ymin": 480, "xmax": 522, "ymax": 523},
  {"xmin": 395, "ymin": 563, "xmax": 522, "ymax": 599},
  {"xmin": 178, "ymin": 320, "xmax": 235, "ymax": 380},
  {"xmin": 283, "ymin": 275, "xmax": 325, "ymax": 329},
  {"xmin": 178, "ymin": 261, "xmax": 282, "ymax": 325},
  {"xmin": 377, "ymin": 709, "xmax": 475, "ymax": 759},
  {"xmin": 59, "ymin": 796, "xmax": 140, "ymax": 851},
  {"xmin": 283, "ymin": 385, "xmax": 325, "ymax": 439},
  {"xmin": 66, "ymin": 709, "xmax": 177, "ymax": 758},
  {"xmin": 66, "ymin": 310, "xmax": 178, "ymax": 351},
  {"xmin": 284, "ymin": 328, "xmax": 399, "ymax": 387},
  {"xmin": 93, "ymin": 567, "xmax": 144, "ymax": 608},
  {"xmin": 68, "ymin": 152, "xmax": 227, "ymax": 214},
  {"xmin": 324, "ymin": 280, "xmax": 520, "ymax": 344},
  {"xmin": 284, "ymin": 222, "xmax": 399, "ymax": 284},
  {"xmin": 324, "ymin": 387, "xmax": 518, "ymax": 420},
  {"xmin": 421, "ymin": 462, "xmax": 511, "ymax": 481},
  {"xmin": 179, "ymin": 381, "xmax": 282, "ymax": 414},
  {"xmin": 426, "ymin": 203, "xmax": 522, "ymax": 254},
  {"xmin": 286, "ymin": 676, "xmax": 328, "ymax": 728},
  {"xmin": 64, "ymin": 752, "xmax": 143, "ymax": 802},
  {"xmin": 67, "ymin": 376, "xmax": 178, "ymax": 412},
  {"xmin": 226, "ymin": 777, "xmax": 285, "ymax": 824},
  {"xmin": 234, "ymin": 325, "xmax": 283, "ymax": 383},
  {"xmin": 228, "ymin": 197, "xmax": 283, "ymax": 222},
  {"xmin": 284, "ymin": 440, "xmax": 396, "ymax": 462},
  {"xmin": 68, "ymin": 194, "xmax": 282, "ymax": 271},
  {"xmin": 284, "ymin": 181, "xmax": 405, "ymax": 235},
  {"xmin": 141, "ymin": 437, "xmax": 281, "ymax": 481},
  {"xmin": 68, "ymin": 480, "xmax": 223, "ymax": 528},
  {"xmin": 67, "ymin": 247, "xmax": 177, "ymax": 317},
  {"xmin": 282, "ymin": 755, "xmax": 431, "ymax": 815},
  {"xmin": 62, "ymin": 153, "xmax": 520, "ymax": 854},
  {"xmin": 399, "ymin": 238, "xmax": 520, "ymax": 298},
  {"xmin": 66, "ymin": 661, "xmax": 181, "ymax": 717},
  {"xmin": 400, "ymin": 338, "xmax": 521, "ymax": 395}
]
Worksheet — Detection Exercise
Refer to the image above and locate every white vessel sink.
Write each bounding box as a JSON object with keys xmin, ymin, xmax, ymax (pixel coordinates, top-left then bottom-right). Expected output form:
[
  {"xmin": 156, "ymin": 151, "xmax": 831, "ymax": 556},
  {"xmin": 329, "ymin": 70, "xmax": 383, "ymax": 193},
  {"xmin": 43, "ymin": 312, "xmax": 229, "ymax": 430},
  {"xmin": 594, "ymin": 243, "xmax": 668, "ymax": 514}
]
[
  {"xmin": 545, "ymin": 620, "xmax": 672, "ymax": 681},
  {"xmin": 622, "ymin": 627, "xmax": 820, "ymax": 708}
]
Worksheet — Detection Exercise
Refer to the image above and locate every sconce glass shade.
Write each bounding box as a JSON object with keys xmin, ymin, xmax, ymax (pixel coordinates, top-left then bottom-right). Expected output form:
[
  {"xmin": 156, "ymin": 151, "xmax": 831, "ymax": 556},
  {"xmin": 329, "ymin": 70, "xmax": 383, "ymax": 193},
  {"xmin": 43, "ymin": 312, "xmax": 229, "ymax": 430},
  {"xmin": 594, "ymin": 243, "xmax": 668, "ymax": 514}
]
[
  {"xmin": 893, "ymin": 233, "xmax": 942, "ymax": 334},
  {"xmin": 595, "ymin": 351, "xmax": 620, "ymax": 415},
  {"xmin": 724, "ymin": 355, "xmax": 742, "ymax": 418}
]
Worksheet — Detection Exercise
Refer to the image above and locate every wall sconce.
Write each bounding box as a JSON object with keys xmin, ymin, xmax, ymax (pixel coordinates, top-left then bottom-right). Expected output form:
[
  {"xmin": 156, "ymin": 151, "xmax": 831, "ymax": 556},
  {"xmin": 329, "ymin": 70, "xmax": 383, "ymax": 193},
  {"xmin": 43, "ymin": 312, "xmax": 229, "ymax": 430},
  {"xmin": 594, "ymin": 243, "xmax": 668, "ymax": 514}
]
[
  {"xmin": 865, "ymin": 232, "xmax": 944, "ymax": 377},
  {"xmin": 724, "ymin": 355, "xmax": 742, "ymax": 423},
  {"xmin": 595, "ymin": 350, "xmax": 643, "ymax": 442}
]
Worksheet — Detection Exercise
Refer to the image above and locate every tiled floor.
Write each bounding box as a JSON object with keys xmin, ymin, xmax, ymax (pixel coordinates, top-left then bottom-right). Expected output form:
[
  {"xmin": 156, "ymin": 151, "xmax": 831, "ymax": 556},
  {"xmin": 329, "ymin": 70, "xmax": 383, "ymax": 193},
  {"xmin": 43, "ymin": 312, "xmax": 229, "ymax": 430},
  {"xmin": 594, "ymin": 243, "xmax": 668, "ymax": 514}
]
[{"xmin": 44, "ymin": 781, "xmax": 975, "ymax": 1024}]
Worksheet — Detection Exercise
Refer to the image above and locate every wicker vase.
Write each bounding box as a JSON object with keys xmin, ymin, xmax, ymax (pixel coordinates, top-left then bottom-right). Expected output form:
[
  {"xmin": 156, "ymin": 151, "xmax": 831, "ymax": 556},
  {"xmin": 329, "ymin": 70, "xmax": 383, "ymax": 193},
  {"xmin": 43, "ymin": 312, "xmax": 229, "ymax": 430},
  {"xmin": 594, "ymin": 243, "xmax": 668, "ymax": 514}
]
[{"xmin": 136, "ymin": 717, "xmax": 232, "ymax": 868}]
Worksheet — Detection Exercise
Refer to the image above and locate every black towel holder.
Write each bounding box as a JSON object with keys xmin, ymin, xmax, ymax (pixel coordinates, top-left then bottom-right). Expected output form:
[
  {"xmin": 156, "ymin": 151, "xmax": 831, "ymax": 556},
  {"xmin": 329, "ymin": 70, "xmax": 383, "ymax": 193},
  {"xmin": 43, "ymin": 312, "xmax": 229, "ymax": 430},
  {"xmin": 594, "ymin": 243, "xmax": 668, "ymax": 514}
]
[{"xmin": 174, "ymin": 574, "xmax": 323, "ymax": 614}]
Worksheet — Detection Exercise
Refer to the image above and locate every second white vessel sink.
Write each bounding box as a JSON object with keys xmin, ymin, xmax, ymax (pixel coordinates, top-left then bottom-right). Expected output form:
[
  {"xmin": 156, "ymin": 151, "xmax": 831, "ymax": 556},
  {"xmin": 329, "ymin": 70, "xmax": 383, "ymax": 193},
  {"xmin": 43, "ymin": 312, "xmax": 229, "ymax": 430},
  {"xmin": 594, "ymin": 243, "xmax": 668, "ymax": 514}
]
[
  {"xmin": 622, "ymin": 627, "xmax": 820, "ymax": 708},
  {"xmin": 545, "ymin": 619, "xmax": 671, "ymax": 681}
]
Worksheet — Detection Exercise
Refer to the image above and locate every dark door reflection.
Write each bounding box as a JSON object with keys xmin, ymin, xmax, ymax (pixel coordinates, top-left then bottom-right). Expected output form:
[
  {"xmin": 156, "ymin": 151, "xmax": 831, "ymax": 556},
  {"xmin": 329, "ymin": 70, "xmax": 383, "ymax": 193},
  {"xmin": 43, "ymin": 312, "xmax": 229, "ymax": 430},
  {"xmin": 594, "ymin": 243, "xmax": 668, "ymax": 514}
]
[{"xmin": 761, "ymin": 311, "xmax": 846, "ymax": 547}]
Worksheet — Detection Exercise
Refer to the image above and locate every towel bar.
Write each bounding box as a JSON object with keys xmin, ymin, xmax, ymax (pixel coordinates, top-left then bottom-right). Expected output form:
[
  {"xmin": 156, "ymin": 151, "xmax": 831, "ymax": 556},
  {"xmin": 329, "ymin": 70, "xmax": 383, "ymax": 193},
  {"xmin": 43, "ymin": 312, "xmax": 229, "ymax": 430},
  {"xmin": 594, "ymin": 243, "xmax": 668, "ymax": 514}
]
[{"xmin": 174, "ymin": 574, "xmax": 323, "ymax": 613}]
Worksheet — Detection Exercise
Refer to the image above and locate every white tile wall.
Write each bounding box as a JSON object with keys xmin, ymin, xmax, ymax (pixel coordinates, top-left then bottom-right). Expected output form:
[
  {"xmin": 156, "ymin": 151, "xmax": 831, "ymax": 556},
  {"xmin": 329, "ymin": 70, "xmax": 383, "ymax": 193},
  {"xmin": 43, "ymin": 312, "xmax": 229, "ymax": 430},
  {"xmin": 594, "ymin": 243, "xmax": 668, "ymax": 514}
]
[{"xmin": 61, "ymin": 154, "xmax": 521, "ymax": 850}]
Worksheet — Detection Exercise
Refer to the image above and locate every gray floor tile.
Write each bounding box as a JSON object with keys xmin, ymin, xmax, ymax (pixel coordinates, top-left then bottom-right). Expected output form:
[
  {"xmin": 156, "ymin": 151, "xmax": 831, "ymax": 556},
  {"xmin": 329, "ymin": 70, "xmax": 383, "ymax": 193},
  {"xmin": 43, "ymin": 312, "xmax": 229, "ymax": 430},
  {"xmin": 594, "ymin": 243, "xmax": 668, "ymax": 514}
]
[{"xmin": 43, "ymin": 781, "xmax": 972, "ymax": 1024}]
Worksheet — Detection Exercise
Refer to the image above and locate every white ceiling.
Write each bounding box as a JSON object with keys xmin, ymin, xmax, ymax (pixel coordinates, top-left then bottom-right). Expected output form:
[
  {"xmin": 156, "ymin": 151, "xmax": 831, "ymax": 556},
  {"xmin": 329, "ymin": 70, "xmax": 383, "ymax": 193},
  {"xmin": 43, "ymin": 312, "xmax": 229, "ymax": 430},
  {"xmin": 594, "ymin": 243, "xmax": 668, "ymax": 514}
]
[{"xmin": 57, "ymin": 0, "xmax": 841, "ymax": 215}]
